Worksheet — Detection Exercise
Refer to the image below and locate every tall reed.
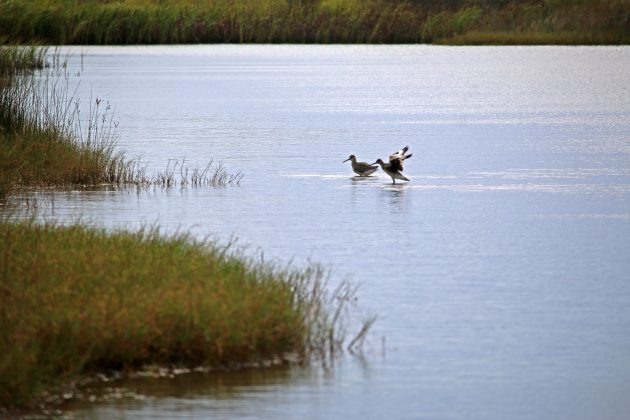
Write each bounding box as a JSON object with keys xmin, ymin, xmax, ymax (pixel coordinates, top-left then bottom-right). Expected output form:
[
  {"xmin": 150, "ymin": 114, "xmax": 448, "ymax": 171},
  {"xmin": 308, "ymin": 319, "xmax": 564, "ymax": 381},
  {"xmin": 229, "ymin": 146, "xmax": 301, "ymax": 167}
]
[{"xmin": 0, "ymin": 218, "xmax": 364, "ymax": 409}]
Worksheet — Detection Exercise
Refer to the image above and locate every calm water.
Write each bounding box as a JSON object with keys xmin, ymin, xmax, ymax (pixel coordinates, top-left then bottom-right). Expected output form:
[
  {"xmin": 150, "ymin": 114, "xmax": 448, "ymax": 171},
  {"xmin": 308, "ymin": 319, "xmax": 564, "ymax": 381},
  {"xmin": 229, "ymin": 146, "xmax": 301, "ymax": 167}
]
[{"xmin": 11, "ymin": 45, "xmax": 630, "ymax": 419}]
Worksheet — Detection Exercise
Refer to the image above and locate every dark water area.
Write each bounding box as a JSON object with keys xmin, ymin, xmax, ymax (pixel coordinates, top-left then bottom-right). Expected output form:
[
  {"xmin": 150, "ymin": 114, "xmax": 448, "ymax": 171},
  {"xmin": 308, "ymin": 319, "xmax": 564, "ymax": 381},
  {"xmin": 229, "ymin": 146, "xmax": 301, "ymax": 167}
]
[{"xmin": 8, "ymin": 45, "xmax": 630, "ymax": 419}]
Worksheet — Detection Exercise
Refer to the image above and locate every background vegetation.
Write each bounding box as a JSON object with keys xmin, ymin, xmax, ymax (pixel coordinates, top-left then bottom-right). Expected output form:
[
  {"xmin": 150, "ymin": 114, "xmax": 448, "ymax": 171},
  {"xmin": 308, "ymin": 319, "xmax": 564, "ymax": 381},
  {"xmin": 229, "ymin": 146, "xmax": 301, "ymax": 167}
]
[{"xmin": 0, "ymin": 0, "xmax": 628, "ymax": 45}]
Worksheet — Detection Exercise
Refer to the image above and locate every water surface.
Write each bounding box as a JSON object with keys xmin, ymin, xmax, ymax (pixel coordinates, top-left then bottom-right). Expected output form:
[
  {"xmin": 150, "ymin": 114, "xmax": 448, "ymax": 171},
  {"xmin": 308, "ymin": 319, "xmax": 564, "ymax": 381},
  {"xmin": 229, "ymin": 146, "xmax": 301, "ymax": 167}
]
[{"xmin": 10, "ymin": 45, "xmax": 630, "ymax": 419}]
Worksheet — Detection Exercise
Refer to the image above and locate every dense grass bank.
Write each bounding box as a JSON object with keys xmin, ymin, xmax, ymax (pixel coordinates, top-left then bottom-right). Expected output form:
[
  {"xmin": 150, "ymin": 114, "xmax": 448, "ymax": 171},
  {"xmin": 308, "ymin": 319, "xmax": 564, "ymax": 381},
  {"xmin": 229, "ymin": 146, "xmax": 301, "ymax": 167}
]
[
  {"xmin": 0, "ymin": 219, "xmax": 352, "ymax": 408},
  {"xmin": 0, "ymin": 0, "xmax": 628, "ymax": 45}
]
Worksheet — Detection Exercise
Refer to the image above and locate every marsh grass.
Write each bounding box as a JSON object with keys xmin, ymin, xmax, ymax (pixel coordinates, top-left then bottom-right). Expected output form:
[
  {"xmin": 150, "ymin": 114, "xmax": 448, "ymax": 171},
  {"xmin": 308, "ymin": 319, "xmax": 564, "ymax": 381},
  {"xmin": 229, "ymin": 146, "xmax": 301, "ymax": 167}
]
[
  {"xmin": 0, "ymin": 0, "xmax": 628, "ymax": 45},
  {"xmin": 0, "ymin": 46, "xmax": 242, "ymax": 202},
  {"xmin": 155, "ymin": 159, "xmax": 243, "ymax": 188},
  {"xmin": 0, "ymin": 46, "xmax": 136, "ymax": 200},
  {"xmin": 0, "ymin": 218, "xmax": 364, "ymax": 409},
  {"xmin": 0, "ymin": 45, "xmax": 46, "ymax": 75}
]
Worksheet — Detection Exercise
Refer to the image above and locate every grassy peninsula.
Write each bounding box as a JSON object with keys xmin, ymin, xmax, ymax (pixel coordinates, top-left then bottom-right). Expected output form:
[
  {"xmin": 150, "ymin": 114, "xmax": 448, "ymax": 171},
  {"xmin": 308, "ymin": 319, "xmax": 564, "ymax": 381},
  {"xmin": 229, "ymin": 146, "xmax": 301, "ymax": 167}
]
[
  {"xmin": 0, "ymin": 0, "xmax": 628, "ymax": 45},
  {"xmin": 0, "ymin": 219, "xmax": 347, "ymax": 408}
]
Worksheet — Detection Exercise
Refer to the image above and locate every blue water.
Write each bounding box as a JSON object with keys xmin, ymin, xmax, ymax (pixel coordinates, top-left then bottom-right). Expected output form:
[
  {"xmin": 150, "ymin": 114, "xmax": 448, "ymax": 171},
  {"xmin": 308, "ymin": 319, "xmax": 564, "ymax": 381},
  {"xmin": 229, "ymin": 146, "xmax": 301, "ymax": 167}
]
[{"xmin": 11, "ymin": 45, "xmax": 630, "ymax": 419}]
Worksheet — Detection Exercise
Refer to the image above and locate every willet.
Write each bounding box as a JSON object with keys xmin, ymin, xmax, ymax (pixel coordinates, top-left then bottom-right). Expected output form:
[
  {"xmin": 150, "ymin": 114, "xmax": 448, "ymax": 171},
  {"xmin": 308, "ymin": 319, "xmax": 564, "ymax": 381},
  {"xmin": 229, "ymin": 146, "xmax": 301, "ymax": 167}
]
[
  {"xmin": 372, "ymin": 146, "xmax": 413, "ymax": 184},
  {"xmin": 343, "ymin": 155, "xmax": 378, "ymax": 177}
]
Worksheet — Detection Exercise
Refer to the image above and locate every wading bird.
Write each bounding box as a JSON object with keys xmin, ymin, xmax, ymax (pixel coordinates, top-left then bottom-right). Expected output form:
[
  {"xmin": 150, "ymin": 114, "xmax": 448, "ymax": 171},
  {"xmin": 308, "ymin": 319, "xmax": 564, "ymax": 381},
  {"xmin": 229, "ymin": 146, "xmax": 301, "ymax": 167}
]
[
  {"xmin": 372, "ymin": 146, "xmax": 413, "ymax": 184},
  {"xmin": 343, "ymin": 154, "xmax": 378, "ymax": 177}
]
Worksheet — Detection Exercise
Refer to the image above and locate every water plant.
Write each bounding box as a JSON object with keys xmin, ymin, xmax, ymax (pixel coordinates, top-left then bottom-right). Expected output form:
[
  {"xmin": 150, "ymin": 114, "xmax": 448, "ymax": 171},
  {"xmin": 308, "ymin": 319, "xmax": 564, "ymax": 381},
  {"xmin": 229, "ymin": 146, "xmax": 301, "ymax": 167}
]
[
  {"xmin": 0, "ymin": 218, "xmax": 364, "ymax": 409},
  {"xmin": 154, "ymin": 159, "xmax": 243, "ymax": 189}
]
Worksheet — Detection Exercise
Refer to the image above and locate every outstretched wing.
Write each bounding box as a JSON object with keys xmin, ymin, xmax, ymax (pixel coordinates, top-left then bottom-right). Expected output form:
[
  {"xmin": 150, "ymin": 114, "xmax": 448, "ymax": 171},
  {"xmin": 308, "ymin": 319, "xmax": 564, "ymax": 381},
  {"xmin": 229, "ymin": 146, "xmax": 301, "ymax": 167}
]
[
  {"xmin": 389, "ymin": 146, "xmax": 409, "ymax": 160},
  {"xmin": 389, "ymin": 157, "xmax": 404, "ymax": 172},
  {"xmin": 388, "ymin": 146, "xmax": 412, "ymax": 171}
]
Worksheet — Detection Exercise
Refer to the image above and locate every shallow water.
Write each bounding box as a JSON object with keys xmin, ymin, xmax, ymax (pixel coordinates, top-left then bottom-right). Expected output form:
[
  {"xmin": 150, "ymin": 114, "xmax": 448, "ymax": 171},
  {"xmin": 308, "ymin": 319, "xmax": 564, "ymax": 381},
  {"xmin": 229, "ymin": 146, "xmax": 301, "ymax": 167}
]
[{"xmin": 9, "ymin": 45, "xmax": 630, "ymax": 419}]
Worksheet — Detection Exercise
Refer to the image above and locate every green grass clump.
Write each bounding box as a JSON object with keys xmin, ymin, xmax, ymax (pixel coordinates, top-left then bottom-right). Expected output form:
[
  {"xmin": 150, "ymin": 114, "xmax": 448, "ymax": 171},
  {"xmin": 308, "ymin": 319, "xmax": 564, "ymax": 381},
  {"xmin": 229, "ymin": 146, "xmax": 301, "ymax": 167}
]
[
  {"xmin": 0, "ymin": 219, "xmax": 347, "ymax": 408},
  {"xmin": 0, "ymin": 0, "xmax": 628, "ymax": 45}
]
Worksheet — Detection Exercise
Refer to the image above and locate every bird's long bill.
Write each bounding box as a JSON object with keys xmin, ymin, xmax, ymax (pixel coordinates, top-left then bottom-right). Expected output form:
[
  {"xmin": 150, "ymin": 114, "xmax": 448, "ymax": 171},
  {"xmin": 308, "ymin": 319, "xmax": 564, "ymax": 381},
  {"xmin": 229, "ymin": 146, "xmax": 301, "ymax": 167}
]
[
  {"xmin": 370, "ymin": 161, "xmax": 378, "ymax": 165},
  {"xmin": 343, "ymin": 158, "xmax": 350, "ymax": 163}
]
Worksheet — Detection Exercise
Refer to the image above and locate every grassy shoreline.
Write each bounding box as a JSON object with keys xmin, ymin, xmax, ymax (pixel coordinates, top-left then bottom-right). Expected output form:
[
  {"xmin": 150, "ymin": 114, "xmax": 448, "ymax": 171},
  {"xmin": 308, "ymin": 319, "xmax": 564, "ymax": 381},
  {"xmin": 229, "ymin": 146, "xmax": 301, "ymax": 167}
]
[
  {"xmin": 0, "ymin": 219, "xmax": 351, "ymax": 409},
  {"xmin": 0, "ymin": 46, "xmax": 365, "ymax": 412},
  {"xmin": 1, "ymin": 0, "xmax": 628, "ymax": 45}
]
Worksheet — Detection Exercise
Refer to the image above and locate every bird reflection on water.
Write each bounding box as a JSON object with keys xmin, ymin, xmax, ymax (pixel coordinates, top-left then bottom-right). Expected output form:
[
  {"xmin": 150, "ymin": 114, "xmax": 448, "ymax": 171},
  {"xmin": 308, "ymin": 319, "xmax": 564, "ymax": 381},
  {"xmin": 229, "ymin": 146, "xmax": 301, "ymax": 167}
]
[{"xmin": 379, "ymin": 183, "xmax": 409, "ymax": 214}]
